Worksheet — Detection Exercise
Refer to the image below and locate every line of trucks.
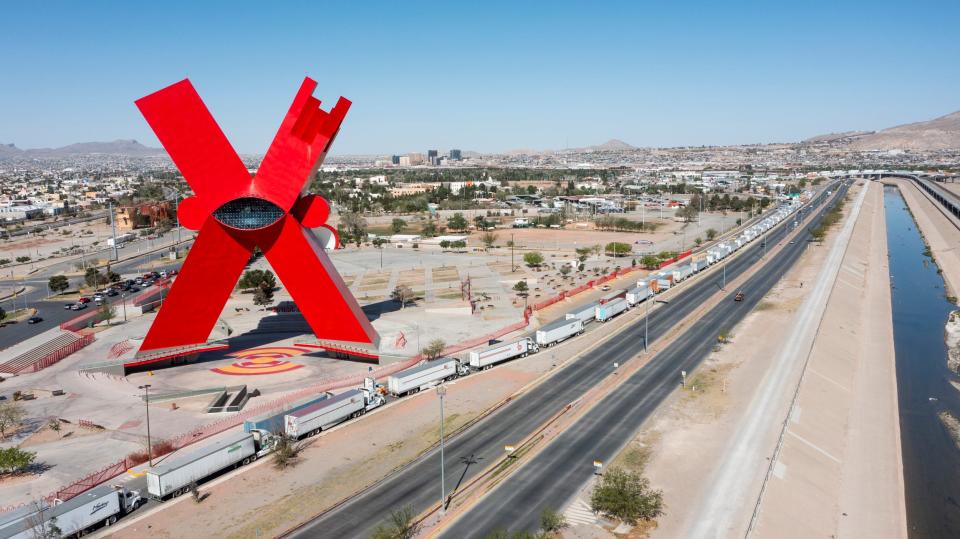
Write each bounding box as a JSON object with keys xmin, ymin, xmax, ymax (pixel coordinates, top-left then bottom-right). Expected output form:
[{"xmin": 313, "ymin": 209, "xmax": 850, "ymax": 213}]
[{"xmin": 0, "ymin": 198, "xmax": 811, "ymax": 535}]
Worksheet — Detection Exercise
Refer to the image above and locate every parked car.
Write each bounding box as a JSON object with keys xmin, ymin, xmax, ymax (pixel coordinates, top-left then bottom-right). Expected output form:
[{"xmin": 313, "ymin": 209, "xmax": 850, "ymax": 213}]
[
  {"xmin": 64, "ymin": 303, "xmax": 76, "ymax": 310},
  {"xmin": 71, "ymin": 303, "xmax": 88, "ymax": 311},
  {"xmin": 106, "ymin": 289, "xmax": 119, "ymax": 297},
  {"xmin": 27, "ymin": 316, "xmax": 43, "ymax": 324},
  {"xmin": 78, "ymin": 297, "xmax": 91, "ymax": 304}
]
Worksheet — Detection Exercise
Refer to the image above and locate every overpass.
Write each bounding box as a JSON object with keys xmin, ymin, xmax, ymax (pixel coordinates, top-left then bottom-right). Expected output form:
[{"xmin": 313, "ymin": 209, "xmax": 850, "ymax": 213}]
[{"xmin": 830, "ymin": 169, "xmax": 960, "ymax": 222}]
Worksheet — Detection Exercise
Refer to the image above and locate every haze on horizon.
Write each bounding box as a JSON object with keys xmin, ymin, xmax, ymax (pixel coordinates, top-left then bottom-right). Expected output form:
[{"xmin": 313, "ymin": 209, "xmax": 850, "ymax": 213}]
[{"xmin": 1, "ymin": 0, "xmax": 958, "ymax": 156}]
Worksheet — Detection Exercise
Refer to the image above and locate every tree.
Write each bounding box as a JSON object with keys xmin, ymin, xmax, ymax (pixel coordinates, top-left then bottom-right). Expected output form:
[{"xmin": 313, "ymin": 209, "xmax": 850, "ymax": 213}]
[
  {"xmin": 559, "ymin": 265, "xmax": 572, "ymax": 278},
  {"xmin": 706, "ymin": 228, "xmax": 718, "ymax": 241},
  {"xmin": 238, "ymin": 269, "xmax": 277, "ymax": 291},
  {"xmin": 540, "ymin": 507, "xmax": 568, "ymax": 533},
  {"xmin": 0, "ymin": 447, "xmax": 35, "ymax": 475},
  {"xmin": 391, "ymin": 218, "xmax": 407, "ymax": 234},
  {"xmin": 391, "ymin": 285, "xmax": 415, "ymax": 309},
  {"xmin": 27, "ymin": 500, "xmax": 61, "ymax": 539},
  {"xmin": 481, "ymin": 232, "xmax": 498, "ymax": 250},
  {"xmin": 604, "ymin": 242, "xmax": 632, "ymax": 257},
  {"xmin": 421, "ymin": 220, "xmax": 438, "ymax": 237},
  {"xmin": 48, "ymin": 275, "xmax": 69, "ymax": 295},
  {"xmin": 0, "ymin": 307, "xmax": 5, "ymax": 324},
  {"xmin": 98, "ymin": 302, "xmax": 116, "ymax": 325},
  {"xmin": 253, "ymin": 282, "xmax": 274, "ymax": 307},
  {"xmin": 371, "ymin": 506, "xmax": 421, "ymax": 539},
  {"xmin": 474, "ymin": 215, "xmax": 487, "ymax": 230},
  {"xmin": 340, "ymin": 211, "xmax": 368, "ymax": 246},
  {"xmin": 422, "ymin": 339, "xmax": 445, "ymax": 360},
  {"xmin": 523, "ymin": 251, "xmax": 544, "ymax": 267},
  {"xmin": 84, "ymin": 267, "xmax": 103, "ymax": 288},
  {"xmin": 0, "ymin": 402, "xmax": 26, "ymax": 439},
  {"xmin": 641, "ymin": 255, "xmax": 660, "ymax": 270},
  {"xmin": 15, "ymin": 256, "xmax": 30, "ymax": 263},
  {"xmin": 272, "ymin": 436, "xmax": 303, "ymax": 470},
  {"xmin": 450, "ymin": 240, "xmax": 467, "ymax": 251},
  {"xmin": 439, "ymin": 240, "xmax": 451, "ymax": 251},
  {"xmin": 48, "ymin": 420, "xmax": 61, "ymax": 438},
  {"xmin": 513, "ymin": 280, "xmax": 529, "ymax": 297},
  {"xmin": 694, "ymin": 237, "xmax": 703, "ymax": 247},
  {"xmin": 590, "ymin": 467, "xmax": 664, "ymax": 525},
  {"xmin": 447, "ymin": 212, "xmax": 469, "ymax": 232}
]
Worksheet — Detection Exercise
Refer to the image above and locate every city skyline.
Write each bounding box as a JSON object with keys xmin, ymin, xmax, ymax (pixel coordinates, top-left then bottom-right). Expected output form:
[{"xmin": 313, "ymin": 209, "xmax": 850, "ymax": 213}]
[{"xmin": 1, "ymin": 1, "xmax": 959, "ymax": 155}]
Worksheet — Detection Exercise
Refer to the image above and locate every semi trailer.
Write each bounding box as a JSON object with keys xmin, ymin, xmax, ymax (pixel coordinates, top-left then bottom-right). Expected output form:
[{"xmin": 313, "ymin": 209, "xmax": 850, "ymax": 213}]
[
  {"xmin": 595, "ymin": 298, "xmax": 629, "ymax": 322},
  {"xmin": 285, "ymin": 380, "xmax": 385, "ymax": 437},
  {"xmin": 146, "ymin": 429, "xmax": 277, "ymax": 500},
  {"xmin": 536, "ymin": 318, "xmax": 584, "ymax": 347},
  {"xmin": 242, "ymin": 392, "xmax": 331, "ymax": 434},
  {"xmin": 626, "ymin": 285, "xmax": 654, "ymax": 306},
  {"xmin": 0, "ymin": 486, "xmax": 142, "ymax": 539},
  {"xmin": 387, "ymin": 359, "xmax": 468, "ymax": 396},
  {"xmin": 468, "ymin": 338, "xmax": 539, "ymax": 370},
  {"xmin": 565, "ymin": 302, "xmax": 598, "ymax": 325}
]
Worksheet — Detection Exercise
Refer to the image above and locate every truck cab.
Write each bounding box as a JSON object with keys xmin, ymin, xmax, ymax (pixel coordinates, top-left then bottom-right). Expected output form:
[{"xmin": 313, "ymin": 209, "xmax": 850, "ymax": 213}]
[
  {"xmin": 119, "ymin": 487, "xmax": 144, "ymax": 514},
  {"xmin": 250, "ymin": 428, "xmax": 279, "ymax": 458}
]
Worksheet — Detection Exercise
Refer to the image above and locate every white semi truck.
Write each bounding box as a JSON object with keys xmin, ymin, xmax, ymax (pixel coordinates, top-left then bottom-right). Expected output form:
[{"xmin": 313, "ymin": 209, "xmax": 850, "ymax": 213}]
[
  {"xmin": 565, "ymin": 302, "xmax": 598, "ymax": 325},
  {"xmin": 468, "ymin": 337, "xmax": 539, "ymax": 370},
  {"xmin": 536, "ymin": 318, "xmax": 583, "ymax": 347},
  {"xmin": 626, "ymin": 285, "xmax": 654, "ymax": 306},
  {"xmin": 146, "ymin": 429, "xmax": 277, "ymax": 500},
  {"xmin": 285, "ymin": 380, "xmax": 385, "ymax": 437},
  {"xmin": 0, "ymin": 485, "xmax": 142, "ymax": 539},
  {"xmin": 595, "ymin": 298, "xmax": 629, "ymax": 322},
  {"xmin": 387, "ymin": 358, "xmax": 468, "ymax": 396}
]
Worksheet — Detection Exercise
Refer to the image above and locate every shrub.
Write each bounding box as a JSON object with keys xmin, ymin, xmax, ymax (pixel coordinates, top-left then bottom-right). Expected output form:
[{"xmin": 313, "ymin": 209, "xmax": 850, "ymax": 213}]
[{"xmin": 590, "ymin": 467, "xmax": 664, "ymax": 524}]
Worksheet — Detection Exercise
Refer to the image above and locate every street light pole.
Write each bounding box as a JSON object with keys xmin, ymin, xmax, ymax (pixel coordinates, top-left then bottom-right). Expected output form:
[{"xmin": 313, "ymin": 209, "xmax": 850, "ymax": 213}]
[
  {"xmin": 139, "ymin": 384, "xmax": 153, "ymax": 466},
  {"xmin": 437, "ymin": 384, "xmax": 447, "ymax": 514},
  {"xmin": 644, "ymin": 298, "xmax": 650, "ymax": 353}
]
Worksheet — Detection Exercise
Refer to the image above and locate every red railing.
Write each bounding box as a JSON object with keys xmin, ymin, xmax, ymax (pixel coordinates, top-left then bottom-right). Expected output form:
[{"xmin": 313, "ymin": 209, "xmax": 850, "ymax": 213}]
[{"xmin": 26, "ymin": 334, "xmax": 94, "ymax": 373}]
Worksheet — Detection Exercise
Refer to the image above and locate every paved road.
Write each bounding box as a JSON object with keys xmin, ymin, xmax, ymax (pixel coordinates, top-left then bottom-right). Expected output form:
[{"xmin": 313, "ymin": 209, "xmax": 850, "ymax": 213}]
[
  {"xmin": 441, "ymin": 183, "xmax": 849, "ymax": 536},
  {"xmin": 0, "ymin": 233, "xmax": 191, "ymax": 349},
  {"xmin": 287, "ymin": 185, "xmax": 844, "ymax": 538}
]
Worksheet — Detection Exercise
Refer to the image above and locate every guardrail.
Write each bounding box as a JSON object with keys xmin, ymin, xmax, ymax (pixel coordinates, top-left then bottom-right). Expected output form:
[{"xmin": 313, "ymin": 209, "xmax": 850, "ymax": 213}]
[{"xmin": 26, "ymin": 334, "xmax": 95, "ymax": 373}]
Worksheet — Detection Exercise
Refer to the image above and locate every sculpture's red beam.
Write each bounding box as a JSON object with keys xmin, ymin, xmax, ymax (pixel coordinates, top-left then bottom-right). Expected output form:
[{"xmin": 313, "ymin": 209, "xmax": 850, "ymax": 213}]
[{"xmin": 134, "ymin": 78, "xmax": 377, "ymax": 353}]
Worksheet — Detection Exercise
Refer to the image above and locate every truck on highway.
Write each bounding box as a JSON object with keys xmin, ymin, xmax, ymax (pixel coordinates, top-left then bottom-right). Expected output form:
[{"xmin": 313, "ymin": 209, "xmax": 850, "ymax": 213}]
[
  {"xmin": 107, "ymin": 232, "xmax": 136, "ymax": 247},
  {"xmin": 598, "ymin": 289, "xmax": 626, "ymax": 304},
  {"xmin": 0, "ymin": 485, "xmax": 142, "ymax": 539},
  {"xmin": 468, "ymin": 338, "xmax": 539, "ymax": 370},
  {"xmin": 243, "ymin": 392, "xmax": 331, "ymax": 434},
  {"xmin": 565, "ymin": 302, "xmax": 598, "ymax": 325},
  {"xmin": 595, "ymin": 297, "xmax": 629, "ymax": 322},
  {"xmin": 536, "ymin": 318, "xmax": 584, "ymax": 347},
  {"xmin": 146, "ymin": 429, "xmax": 277, "ymax": 500},
  {"xmin": 626, "ymin": 285, "xmax": 654, "ymax": 306},
  {"xmin": 286, "ymin": 379, "xmax": 385, "ymax": 437},
  {"xmin": 387, "ymin": 359, "xmax": 468, "ymax": 396}
]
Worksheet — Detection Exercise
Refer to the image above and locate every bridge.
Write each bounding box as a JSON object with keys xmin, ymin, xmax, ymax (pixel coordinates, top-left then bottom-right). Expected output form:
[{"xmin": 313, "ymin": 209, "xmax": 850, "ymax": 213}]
[{"xmin": 829, "ymin": 169, "xmax": 960, "ymax": 222}]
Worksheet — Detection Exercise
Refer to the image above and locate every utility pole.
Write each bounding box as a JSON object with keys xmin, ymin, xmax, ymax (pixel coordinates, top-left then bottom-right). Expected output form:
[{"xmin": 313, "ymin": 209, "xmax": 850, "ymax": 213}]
[
  {"xmin": 510, "ymin": 232, "xmax": 515, "ymax": 273},
  {"xmin": 109, "ymin": 202, "xmax": 119, "ymax": 262},
  {"xmin": 437, "ymin": 384, "xmax": 447, "ymax": 514},
  {"xmin": 139, "ymin": 384, "xmax": 153, "ymax": 466},
  {"xmin": 644, "ymin": 297, "xmax": 650, "ymax": 352}
]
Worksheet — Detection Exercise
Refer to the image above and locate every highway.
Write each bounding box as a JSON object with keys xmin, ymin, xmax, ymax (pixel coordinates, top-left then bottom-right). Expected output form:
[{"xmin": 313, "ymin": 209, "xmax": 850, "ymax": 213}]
[
  {"xmin": 287, "ymin": 184, "xmax": 845, "ymax": 538},
  {"xmin": 442, "ymin": 182, "xmax": 849, "ymax": 535}
]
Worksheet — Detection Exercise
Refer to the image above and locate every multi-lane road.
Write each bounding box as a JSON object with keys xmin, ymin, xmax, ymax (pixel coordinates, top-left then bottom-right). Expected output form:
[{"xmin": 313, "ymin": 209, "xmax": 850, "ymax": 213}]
[
  {"xmin": 0, "ymin": 231, "xmax": 191, "ymax": 349},
  {"xmin": 288, "ymin": 183, "xmax": 846, "ymax": 538}
]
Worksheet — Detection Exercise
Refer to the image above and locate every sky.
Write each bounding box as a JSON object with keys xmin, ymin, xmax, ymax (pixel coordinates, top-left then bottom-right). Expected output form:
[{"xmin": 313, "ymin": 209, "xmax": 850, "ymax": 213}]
[{"xmin": 1, "ymin": 1, "xmax": 959, "ymax": 155}]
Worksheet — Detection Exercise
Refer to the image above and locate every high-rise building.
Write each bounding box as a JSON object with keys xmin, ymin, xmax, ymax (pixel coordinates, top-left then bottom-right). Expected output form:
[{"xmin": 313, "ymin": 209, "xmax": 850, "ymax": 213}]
[
  {"xmin": 391, "ymin": 155, "xmax": 400, "ymax": 165},
  {"xmin": 449, "ymin": 149, "xmax": 462, "ymax": 161},
  {"xmin": 427, "ymin": 149, "xmax": 438, "ymax": 158}
]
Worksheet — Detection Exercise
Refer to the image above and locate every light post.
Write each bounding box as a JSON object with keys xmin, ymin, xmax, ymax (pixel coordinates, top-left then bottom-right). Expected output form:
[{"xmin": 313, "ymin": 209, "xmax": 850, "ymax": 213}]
[
  {"xmin": 139, "ymin": 384, "xmax": 153, "ymax": 466},
  {"xmin": 644, "ymin": 297, "xmax": 650, "ymax": 352},
  {"xmin": 436, "ymin": 384, "xmax": 447, "ymax": 514},
  {"xmin": 121, "ymin": 292, "xmax": 127, "ymax": 322}
]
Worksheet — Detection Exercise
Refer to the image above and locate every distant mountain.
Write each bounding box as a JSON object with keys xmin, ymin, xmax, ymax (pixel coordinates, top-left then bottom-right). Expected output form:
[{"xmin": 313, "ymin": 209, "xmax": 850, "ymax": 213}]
[
  {"xmin": 831, "ymin": 111, "xmax": 960, "ymax": 151},
  {"xmin": 0, "ymin": 139, "xmax": 165, "ymax": 159},
  {"xmin": 802, "ymin": 131, "xmax": 873, "ymax": 144},
  {"xmin": 588, "ymin": 139, "xmax": 637, "ymax": 151},
  {"xmin": 0, "ymin": 143, "xmax": 22, "ymax": 158}
]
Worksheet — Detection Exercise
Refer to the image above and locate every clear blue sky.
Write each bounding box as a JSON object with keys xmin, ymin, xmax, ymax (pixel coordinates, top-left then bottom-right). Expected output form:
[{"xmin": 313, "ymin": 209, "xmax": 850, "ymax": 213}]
[{"xmin": 1, "ymin": 1, "xmax": 958, "ymax": 155}]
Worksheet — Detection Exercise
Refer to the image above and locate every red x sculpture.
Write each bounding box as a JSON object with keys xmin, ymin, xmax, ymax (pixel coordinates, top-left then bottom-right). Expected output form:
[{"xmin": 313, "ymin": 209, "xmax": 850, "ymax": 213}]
[{"xmin": 135, "ymin": 78, "xmax": 378, "ymax": 353}]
